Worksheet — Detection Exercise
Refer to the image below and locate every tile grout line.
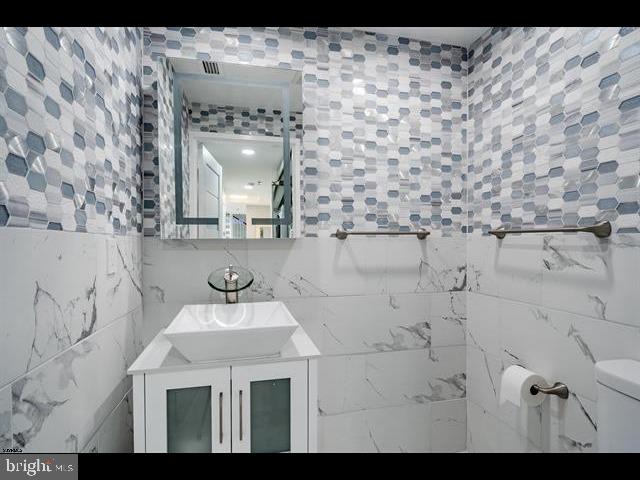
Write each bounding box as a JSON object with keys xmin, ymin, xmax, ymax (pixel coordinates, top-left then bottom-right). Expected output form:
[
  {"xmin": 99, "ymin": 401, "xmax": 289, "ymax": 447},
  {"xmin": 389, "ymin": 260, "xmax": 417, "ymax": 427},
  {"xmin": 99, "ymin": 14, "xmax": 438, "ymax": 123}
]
[
  {"xmin": 140, "ymin": 289, "xmax": 468, "ymax": 303},
  {"xmin": 0, "ymin": 304, "xmax": 143, "ymax": 392},
  {"xmin": 319, "ymin": 397, "xmax": 467, "ymax": 419},
  {"xmin": 467, "ymin": 289, "xmax": 640, "ymax": 330},
  {"xmin": 85, "ymin": 386, "xmax": 133, "ymax": 453}
]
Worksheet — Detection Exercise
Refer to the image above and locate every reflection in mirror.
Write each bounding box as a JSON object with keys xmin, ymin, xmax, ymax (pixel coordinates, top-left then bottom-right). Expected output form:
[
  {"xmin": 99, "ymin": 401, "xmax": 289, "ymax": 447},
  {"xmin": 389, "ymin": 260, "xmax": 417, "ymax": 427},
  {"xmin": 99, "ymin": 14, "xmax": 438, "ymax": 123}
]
[
  {"xmin": 191, "ymin": 134, "xmax": 299, "ymax": 239},
  {"xmin": 158, "ymin": 57, "xmax": 302, "ymax": 239}
]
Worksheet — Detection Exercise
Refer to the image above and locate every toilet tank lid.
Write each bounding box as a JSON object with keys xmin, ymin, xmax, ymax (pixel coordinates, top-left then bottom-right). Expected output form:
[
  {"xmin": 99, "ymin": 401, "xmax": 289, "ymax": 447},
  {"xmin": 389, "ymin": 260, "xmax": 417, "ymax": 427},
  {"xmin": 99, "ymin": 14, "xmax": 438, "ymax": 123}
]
[{"xmin": 595, "ymin": 359, "xmax": 640, "ymax": 400}]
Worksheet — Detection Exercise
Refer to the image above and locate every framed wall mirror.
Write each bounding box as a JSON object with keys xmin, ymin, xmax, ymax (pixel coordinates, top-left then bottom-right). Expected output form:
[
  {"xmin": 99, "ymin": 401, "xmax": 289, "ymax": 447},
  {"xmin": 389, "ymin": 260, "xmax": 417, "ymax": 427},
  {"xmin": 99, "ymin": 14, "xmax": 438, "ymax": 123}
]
[{"xmin": 157, "ymin": 57, "xmax": 303, "ymax": 239}]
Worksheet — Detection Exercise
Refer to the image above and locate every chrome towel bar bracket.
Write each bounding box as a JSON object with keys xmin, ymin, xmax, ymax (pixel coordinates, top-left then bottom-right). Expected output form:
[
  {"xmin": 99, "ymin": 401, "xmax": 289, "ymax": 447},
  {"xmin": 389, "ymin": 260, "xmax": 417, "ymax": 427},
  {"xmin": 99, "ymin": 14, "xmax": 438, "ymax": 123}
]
[
  {"xmin": 530, "ymin": 382, "xmax": 569, "ymax": 399},
  {"xmin": 335, "ymin": 228, "xmax": 429, "ymax": 240},
  {"xmin": 489, "ymin": 221, "xmax": 611, "ymax": 239}
]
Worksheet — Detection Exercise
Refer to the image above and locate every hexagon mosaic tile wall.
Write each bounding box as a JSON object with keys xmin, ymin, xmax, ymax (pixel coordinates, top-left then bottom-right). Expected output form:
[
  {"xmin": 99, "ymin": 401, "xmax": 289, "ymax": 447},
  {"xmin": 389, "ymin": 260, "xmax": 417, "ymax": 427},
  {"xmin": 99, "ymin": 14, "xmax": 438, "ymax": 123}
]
[
  {"xmin": 3, "ymin": 27, "xmax": 639, "ymax": 238},
  {"xmin": 142, "ymin": 27, "xmax": 469, "ymax": 237},
  {"xmin": 467, "ymin": 26, "xmax": 640, "ymax": 234},
  {"xmin": 189, "ymin": 103, "xmax": 303, "ymax": 137},
  {"xmin": 0, "ymin": 27, "xmax": 143, "ymax": 234}
]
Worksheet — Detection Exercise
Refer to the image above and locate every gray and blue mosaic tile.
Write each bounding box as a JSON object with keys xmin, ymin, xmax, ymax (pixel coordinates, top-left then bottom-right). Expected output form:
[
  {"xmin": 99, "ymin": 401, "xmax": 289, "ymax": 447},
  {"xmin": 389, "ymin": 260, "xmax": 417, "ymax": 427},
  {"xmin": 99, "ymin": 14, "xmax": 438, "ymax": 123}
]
[
  {"xmin": 468, "ymin": 26, "xmax": 640, "ymax": 234},
  {"xmin": 0, "ymin": 27, "xmax": 143, "ymax": 234},
  {"xmin": 142, "ymin": 27, "xmax": 468, "ymax": 237}
]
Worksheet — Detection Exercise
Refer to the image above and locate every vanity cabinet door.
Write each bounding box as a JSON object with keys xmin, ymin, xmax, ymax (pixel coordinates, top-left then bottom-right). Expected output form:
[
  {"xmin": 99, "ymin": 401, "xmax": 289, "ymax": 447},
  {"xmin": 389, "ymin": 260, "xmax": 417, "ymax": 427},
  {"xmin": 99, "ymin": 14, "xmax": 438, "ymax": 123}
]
[
  {"xmin": 231, "ymin": 360, "xmax": 308, "ymax": 453},
  {"xmin": 145, "ymin": 367, "xmax": 231, "ymax": 453}
]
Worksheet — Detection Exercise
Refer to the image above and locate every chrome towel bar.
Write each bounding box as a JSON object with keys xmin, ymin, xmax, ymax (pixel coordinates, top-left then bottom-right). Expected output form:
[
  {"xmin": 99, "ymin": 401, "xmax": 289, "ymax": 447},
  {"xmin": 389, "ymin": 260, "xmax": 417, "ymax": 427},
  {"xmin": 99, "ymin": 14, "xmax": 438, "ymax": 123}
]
[
  {"xmin": 335, "ymin": 228, "xmax": 429, "ymax": 240},
  {"xmin": 489, "ymin": 221, "xmax": 611, "ymax": 239}
]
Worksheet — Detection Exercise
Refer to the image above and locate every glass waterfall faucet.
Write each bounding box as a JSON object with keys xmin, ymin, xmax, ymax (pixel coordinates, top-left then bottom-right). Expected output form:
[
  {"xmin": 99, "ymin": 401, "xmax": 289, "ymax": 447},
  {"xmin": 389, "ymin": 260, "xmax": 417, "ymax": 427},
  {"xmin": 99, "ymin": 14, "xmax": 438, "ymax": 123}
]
[{"xmin": 207, "ymin": 265, "xmax": 254, "ymax": 303}]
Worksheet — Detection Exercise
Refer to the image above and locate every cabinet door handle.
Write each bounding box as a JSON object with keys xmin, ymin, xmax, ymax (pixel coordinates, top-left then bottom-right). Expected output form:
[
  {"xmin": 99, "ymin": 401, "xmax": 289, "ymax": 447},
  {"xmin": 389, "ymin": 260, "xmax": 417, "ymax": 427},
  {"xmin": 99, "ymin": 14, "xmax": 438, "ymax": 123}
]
[
  {"xmin": 239, "ymin": 389, "xmax": 243, "ymax": 442},
  {"xmin": 219, "ymin": 391, "xmax": 223, "ymax": 444}
]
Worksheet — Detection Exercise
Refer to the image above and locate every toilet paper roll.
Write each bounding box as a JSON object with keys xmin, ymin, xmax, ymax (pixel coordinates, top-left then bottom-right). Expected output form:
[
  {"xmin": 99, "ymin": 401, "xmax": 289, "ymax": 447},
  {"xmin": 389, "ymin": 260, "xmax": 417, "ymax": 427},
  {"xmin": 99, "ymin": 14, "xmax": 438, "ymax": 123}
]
[{"xmin": 499, "ymin": 365, "xmax": 547, "ymax": 407}]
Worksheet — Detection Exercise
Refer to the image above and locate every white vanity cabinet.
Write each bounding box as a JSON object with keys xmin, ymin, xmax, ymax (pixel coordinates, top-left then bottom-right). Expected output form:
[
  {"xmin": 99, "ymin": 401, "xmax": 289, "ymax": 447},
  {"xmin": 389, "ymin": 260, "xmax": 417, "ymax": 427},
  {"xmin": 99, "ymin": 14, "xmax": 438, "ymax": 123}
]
[
  {"xmin": 145, "ymin": 366, "xmax": 231, "ymax": 453},
  {"xmin": 231, "ymin": 361, "xmax": 308, "ymax": 453},
  {"xmin": 129, "ymin": 328, "xmax": 319, "ymax": 453}
]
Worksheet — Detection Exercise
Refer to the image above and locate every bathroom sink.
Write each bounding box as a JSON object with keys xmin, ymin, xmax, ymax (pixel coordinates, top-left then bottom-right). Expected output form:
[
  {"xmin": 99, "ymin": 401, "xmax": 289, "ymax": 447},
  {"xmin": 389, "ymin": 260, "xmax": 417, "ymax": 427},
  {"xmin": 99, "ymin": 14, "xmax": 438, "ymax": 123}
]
[{"xmin": 163, "ymin": 301, "xmax": 299, "ymax": 362}]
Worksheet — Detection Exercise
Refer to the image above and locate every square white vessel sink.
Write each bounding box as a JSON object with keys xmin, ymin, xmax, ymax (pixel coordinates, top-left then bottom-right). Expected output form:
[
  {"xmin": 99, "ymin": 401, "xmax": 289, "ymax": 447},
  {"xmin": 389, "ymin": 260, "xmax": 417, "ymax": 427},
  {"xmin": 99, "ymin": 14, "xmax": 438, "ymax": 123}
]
[{"xmin": 164, "ymin": 301, "xmax": 299, "ymax": 362}]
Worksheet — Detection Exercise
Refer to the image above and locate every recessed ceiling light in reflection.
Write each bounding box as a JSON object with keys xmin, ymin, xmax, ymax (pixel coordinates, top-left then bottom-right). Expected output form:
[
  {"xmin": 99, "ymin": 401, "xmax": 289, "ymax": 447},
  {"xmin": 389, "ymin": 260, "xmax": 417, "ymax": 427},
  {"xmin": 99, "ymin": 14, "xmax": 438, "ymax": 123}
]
[
  {"xmin": 228, "ymin": 194, "xmax": 248, "ymax": 201},
  {"xmin": 241, "ymin": 148, "xmax": 255, "ymax": 155},
  {"xmin": 244, "ymin": 183, "xmax": 255, "ymax": 190}
]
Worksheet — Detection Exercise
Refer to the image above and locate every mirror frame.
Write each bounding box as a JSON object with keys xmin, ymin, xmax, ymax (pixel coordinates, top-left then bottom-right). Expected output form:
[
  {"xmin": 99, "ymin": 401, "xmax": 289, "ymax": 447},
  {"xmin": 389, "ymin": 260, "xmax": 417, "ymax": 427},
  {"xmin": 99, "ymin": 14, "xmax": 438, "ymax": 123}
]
[{"xmin": 171, "ymin": 64, "xmax": 298, "ymax": 234}]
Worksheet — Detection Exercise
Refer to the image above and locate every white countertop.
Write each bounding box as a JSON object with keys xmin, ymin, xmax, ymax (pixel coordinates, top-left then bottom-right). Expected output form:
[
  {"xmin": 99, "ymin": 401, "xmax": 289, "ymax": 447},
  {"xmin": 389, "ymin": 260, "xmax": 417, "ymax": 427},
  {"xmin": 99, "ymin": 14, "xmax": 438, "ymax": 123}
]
[{"xmin": 128, "ymin": 325, "xmax": 321, "ymax": 375}]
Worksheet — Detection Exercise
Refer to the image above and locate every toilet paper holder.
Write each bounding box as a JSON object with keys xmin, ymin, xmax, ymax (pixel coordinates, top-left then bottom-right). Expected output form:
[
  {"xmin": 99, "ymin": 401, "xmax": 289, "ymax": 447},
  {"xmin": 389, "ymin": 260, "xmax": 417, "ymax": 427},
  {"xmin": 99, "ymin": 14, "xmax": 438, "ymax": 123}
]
[{"xmin": 530, "ymin": 382, "xmax": 569, "ymax": 399}]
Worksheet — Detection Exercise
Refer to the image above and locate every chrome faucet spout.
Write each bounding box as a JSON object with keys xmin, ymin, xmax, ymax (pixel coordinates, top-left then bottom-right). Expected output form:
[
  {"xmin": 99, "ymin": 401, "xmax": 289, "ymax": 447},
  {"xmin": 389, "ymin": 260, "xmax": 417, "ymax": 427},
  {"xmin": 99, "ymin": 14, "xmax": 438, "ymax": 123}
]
[
  {"xmin": 207, "ymin": 264, "xmax": 254, "ymax": 304},
  {"xmin": 223, "ymin": 265, "xmax": 239, "ymax": 303}
]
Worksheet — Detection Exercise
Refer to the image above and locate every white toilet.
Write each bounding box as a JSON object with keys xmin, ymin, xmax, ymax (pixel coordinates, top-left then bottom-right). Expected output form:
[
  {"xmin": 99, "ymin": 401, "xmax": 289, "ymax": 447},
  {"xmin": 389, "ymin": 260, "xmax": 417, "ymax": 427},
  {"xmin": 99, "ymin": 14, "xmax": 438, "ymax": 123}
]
[{"xmin": 595, "ymin": 359, "xmax": 640, "ymax": 452}]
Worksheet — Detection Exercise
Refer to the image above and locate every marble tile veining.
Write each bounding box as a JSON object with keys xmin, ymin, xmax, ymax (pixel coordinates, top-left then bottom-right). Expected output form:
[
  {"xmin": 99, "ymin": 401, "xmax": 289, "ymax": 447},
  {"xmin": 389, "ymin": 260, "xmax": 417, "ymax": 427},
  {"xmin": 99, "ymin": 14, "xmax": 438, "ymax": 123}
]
[
  {"xmin": 11, "ymin": 308, "xmax": 142, "ymax": 452},
  {"xmin": 0, "ymin": 228, "xmax": 143, "ymax": 389},
  {"xmin": 466, "ymin": 235, "xmax": 640, "ymax": 452},
  {"xmin": 285, "ymin": 291, "xmax": 466, "ymax": 356},
  {"xmin": 318, "ymin": 347, "xmax": 466, "ymax": 416},
  {"xmin": 466, "ymin": 27, "xmax": 640, "ymax": 453},
  {"xmin": 142, "ymin": 234, "xmax": 468, "ymax": 451},
  {"xmin": 318, "ymin": 404, "xmax": 432, "ymax": 453},
  {"xmin": 96, "ymin": 390, "xmax": 134, "ymax": 453},
  {"xmin": 0, "ymin": 26, "xmax": 143, "ymax": 454},
  {"xmin": 0, "ymin": 386, "xmax": 11, "ymax": 449},
  {"xmin": 468, "ymin": 235, "xmax": 640, "ymax": 325}
]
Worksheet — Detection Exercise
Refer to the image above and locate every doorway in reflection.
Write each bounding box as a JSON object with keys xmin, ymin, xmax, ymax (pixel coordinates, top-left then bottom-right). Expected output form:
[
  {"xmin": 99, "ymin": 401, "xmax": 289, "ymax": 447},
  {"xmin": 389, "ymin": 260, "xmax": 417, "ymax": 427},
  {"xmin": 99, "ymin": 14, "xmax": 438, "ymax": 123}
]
[{"xmin": 190, "ymin": 133, "xmax": 299, "ymax": 239}]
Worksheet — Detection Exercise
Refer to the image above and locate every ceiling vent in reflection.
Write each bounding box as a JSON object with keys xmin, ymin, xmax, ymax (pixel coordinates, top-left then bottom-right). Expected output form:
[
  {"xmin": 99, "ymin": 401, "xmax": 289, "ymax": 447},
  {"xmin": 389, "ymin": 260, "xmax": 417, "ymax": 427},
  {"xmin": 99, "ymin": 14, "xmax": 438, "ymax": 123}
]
[{"xmin": 202, "ymin": 61, "xmax": 220, "ymax": 75}]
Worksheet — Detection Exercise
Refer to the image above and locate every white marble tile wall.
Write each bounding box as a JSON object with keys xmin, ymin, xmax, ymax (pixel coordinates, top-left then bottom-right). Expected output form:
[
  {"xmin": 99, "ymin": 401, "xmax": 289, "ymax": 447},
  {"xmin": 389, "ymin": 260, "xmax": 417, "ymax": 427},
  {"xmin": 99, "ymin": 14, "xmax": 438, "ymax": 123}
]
[
  {"xmin": 318, "ymin": 347, "xmax": 465, "ymax": 415},
  {"xmin": 466, "ymin": 234, "xmax": 640, "ymax": 452},
  {"xmin": 0, "ymin": 228, "xmax": 143, "ymax": 452},
  {"xmin": 94, "ymin": 390, "xmax": 134, "ymax": 453},
  {"xmin": 318, "ymin": 399, "xmax": 466, "ymax": 453},
  {"xmin": 142, "ymin": 235, "xmax": 468, "ymax": 452},
  {"xmin": 0, "ymin": 386, "xmax": 10, "ymax": 449}
]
